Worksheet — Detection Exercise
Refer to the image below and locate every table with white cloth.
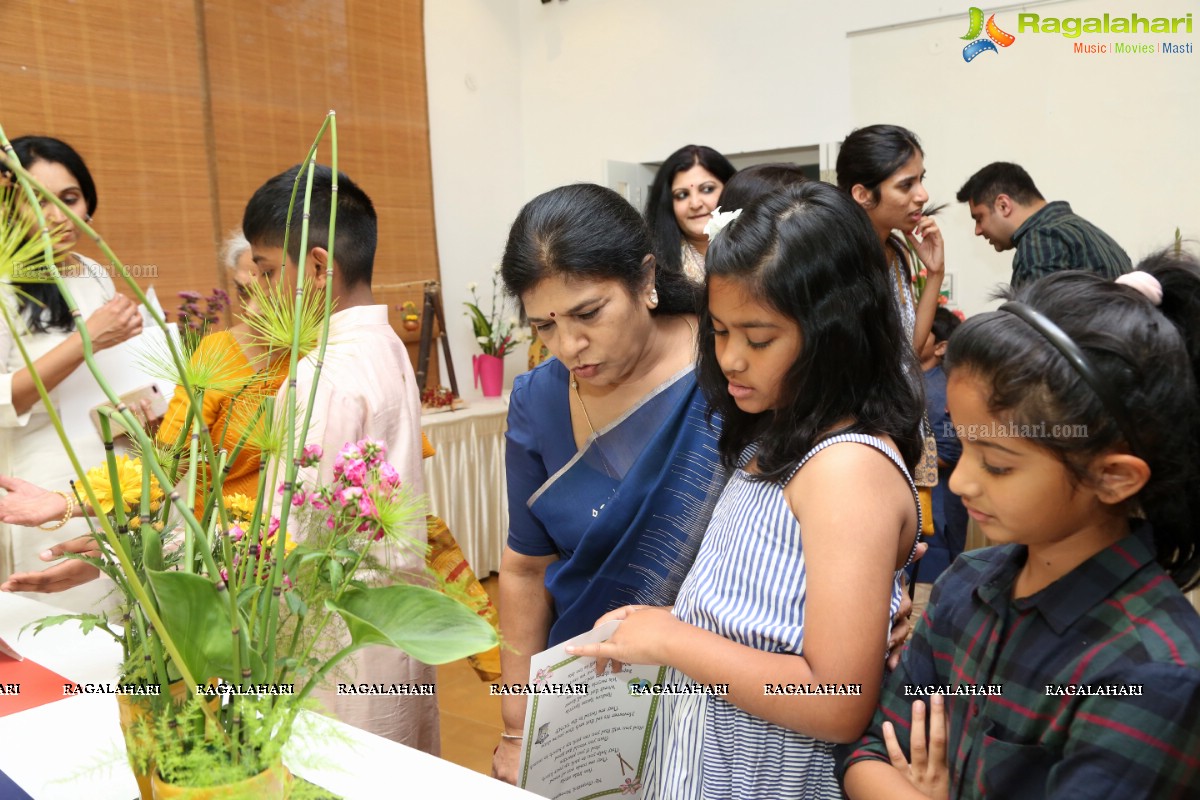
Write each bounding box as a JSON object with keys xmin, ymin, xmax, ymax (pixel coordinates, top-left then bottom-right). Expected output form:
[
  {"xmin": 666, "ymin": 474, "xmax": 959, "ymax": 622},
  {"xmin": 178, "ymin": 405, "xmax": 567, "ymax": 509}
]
[
  {"xmin": 421, "ymin": 397, "xmax": 509, "ymax": 577},
  {"xmin": 0, "ymin": 592, "xmax": 539, "ymax": 799}
]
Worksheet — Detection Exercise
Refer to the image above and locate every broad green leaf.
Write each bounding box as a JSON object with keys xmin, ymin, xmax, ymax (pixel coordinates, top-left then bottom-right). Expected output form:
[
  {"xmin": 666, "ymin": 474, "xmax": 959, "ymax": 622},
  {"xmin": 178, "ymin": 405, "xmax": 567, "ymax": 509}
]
[
  {"xmin": 146, "ymin": 569, "xmax": 234, "ymax": 682},
  {"xmin": 327, "ymin": 585, "xmax": 498, "ymax": 665}
]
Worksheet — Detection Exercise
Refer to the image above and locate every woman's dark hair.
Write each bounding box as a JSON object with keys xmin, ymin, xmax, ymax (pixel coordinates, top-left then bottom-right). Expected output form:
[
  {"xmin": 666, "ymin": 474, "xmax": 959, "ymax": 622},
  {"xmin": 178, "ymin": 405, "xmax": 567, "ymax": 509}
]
[
  {"xmin": 944, "ymin": 253, "xmax": 1200, "ymax": 589},
  {"xmin": 698, "ymin": 181, "xmax": 924, "ymax": 481},
  {"xmin": 644, "ymin": 145, "xmax": 736, "ymax": 275},
  {"xmin": 835, "ymin": 124, "xmax": 924, "ymax": 205},
  {"xmin": 501, "ymin": 183, "xmax": 700, "ymax": 315},
  {"xmin": 3, "ymin": 136, "xmax": 98, "ymax": 333},
  {"xmin": 717, "ymin": 162, "xmax": 809, "ymax": 211}
]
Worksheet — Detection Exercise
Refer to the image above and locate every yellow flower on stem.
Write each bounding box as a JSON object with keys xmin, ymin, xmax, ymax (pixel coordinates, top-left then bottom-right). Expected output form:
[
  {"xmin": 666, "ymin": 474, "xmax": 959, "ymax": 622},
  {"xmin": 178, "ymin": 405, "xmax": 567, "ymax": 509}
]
[
  {"xmin": 83, "ymin": 454, "xmax": 163, "ymax": 514},
  {"xmin": 224, "ymin": 493, "xmax": 256, "ymax": 524}
]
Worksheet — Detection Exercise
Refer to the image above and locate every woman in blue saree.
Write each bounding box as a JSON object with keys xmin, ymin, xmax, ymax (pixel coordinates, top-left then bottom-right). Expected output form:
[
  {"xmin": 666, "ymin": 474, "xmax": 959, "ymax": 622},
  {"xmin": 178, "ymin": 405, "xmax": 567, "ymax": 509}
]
[{"xmin": 492, "ymin": 184, "xmax": 721, "ymax": 781}]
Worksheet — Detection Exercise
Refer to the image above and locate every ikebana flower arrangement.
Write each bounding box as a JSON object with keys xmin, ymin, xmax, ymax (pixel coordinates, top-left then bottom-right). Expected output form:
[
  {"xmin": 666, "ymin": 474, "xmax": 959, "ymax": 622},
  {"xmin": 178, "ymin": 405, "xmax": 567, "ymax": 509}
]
[
  {"xmin": 463, "ymin": 267, "xmax": 524, "ymax": 359},
  {"xmin": 0, "ymin": 115, "xmax": 497, "ymax": 796}
]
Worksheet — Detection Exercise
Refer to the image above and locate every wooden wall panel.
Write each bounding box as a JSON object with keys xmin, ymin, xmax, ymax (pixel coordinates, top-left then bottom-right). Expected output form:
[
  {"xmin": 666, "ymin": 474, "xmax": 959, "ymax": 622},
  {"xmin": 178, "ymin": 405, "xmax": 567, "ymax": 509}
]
[
  {"xmin": 0, "ymin": 0, "xmax": 213, "ymax": 306},
  {"xmin": 1, "ymin": 0, "xmax": 439, "ymax": 351}
]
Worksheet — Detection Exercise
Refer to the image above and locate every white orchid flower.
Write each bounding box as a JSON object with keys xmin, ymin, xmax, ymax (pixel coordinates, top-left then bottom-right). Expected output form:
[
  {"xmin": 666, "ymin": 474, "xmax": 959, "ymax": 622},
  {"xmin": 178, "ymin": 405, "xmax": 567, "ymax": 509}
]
[{"xmin": 704, "ymin": 206, "xmax": 743, "ymax": 241}]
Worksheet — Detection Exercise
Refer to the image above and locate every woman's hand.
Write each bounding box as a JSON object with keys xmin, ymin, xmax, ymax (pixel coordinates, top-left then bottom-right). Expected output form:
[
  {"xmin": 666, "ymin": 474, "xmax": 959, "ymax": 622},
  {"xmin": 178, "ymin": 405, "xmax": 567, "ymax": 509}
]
[
  {"xmin": 1, "ymin": 535, "xmax": 102, "ymax": 593},
  {"xmin": 491, "ymin": 736, "xmax": 522, "ymax": 784},
  {"xmin": 883, "ymin": 694, "xmax": 950, "ymax": 800},
  {"xmin": 0, "ymin": 475, "xmax": 65, "ymax": 527},
  {"xmin": 84, "ymin": 295, "xmax": 142, "ymax": 352},
  {"xmin": 905, "ymin": 216, "xmax": 945, "ymax": 278},
  {"xmin": 566, "ymin": 606, "xmax": 678, "ymax": 675}
]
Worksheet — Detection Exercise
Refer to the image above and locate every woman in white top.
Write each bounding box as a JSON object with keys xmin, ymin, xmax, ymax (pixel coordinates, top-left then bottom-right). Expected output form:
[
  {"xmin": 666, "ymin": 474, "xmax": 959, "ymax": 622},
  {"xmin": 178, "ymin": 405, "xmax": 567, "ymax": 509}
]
[{"xmin": 0, "ymin": 136, "xmax": 142, "ymax": 612}]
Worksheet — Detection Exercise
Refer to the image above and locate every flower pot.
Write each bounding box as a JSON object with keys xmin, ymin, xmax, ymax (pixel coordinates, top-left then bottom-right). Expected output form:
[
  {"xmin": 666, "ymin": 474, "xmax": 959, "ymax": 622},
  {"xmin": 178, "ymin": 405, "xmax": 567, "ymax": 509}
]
[
  {"xmin": 117, "ymin": 681, "xmax": 195, "ymax": 800},
  {"xmin": 151, "ymin": 759, "xmax": 292, "ymax": 799},
  {"xmin": 473, "ymin": 353, "xmax": 504, "ymax": 397},
  {"xmin": 118, "ymin": 681, "xmax": 221, "ymax": 799}
]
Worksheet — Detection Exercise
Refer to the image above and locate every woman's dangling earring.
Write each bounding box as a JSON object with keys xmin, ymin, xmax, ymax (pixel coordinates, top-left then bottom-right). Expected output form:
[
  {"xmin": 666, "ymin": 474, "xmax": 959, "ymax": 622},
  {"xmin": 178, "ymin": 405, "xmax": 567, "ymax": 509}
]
[{"xmin": 648, "ymin": 289, "xmax": 659, "ymax": 308}]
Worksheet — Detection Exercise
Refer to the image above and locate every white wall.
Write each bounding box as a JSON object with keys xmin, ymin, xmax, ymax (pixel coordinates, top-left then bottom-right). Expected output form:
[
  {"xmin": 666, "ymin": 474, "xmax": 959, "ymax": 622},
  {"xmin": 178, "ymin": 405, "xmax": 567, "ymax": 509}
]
[
  {"xmin": 426, "ymin": 0, "xmax": 1200, "ymax": 391},
  {"xmin": 425, "ymin": 0, "xmax": 527, "ymax": 398}
]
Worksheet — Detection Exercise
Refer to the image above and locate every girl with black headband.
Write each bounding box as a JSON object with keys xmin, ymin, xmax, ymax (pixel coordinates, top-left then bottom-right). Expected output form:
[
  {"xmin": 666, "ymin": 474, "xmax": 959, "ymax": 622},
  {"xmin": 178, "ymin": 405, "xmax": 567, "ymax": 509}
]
[{"xmin": 839, "ymin": 252, "xmax": 1200, "ymax": 798}]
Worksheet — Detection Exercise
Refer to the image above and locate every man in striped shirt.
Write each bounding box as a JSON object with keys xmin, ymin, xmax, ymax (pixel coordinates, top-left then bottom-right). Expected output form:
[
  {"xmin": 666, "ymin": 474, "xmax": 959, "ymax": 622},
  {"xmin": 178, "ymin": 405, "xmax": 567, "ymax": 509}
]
[
  {"xmin": 836, "ymin": 522, "xmax": 1200, "ymax": 798},
  {"xmin": 956, "ymin": 162, "xmax": 1131, "ymax": 289}
]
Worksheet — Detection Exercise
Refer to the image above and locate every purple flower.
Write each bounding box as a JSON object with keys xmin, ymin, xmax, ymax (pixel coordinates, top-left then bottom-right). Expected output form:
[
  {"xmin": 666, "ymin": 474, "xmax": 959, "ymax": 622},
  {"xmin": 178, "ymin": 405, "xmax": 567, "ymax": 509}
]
[{"xmin": 178, "ymin": 291, "xmax": 201, "ymax": 302}]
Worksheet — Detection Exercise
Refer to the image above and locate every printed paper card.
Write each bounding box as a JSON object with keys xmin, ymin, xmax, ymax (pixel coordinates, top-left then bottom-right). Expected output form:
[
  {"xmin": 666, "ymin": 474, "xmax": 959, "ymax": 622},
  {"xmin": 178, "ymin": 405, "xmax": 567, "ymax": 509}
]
[{"xmin": 518, "ymin": 620, "xmax": 666, "ymax": 799}]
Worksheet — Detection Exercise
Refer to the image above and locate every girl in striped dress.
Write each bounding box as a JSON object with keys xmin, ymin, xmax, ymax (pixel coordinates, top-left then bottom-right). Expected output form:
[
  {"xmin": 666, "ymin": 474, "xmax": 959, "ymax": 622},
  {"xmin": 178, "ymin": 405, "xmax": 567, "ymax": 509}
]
[{"xmin": 570, "ymin": 181, "xmax": 924, "ymax": 798}]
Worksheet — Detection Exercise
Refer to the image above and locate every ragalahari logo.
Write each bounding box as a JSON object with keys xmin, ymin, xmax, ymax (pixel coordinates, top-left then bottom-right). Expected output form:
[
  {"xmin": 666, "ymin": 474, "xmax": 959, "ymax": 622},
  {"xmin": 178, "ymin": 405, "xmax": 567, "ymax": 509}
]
[{"xmin": 962, "ymin": 7, "xmax": 1016, "ymax": 61}]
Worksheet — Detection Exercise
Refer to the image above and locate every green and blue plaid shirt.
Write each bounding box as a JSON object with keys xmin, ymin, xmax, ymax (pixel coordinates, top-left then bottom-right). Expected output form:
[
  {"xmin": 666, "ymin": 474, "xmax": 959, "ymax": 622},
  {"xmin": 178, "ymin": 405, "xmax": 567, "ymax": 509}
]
[
  {"xmin": 839, "ymin": 522, "xmax": 1200, "ymax": 799},
  {"xmin": 1010, "ymin": 201, "xmax": 1131, "ymax": 289}
]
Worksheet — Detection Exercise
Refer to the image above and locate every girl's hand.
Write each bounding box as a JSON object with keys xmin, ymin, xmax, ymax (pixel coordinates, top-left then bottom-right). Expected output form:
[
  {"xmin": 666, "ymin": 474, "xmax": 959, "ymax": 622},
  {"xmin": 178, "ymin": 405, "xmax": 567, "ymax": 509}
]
[
  {"xmin": 566, "ymin": 606, "xmax": 677, "ymax": 675},
  {"xmin": 905, "ymin": 216, "xmax": 945, "ymax": 277},
  {"xmin": 882, "ymin": 694, "xmax": 950, "ymax": 799},
  {"xmin": 0, "ymin": 475, "xmax": 64, "ymax": 527},
  {"xmin": 85, "ymin": 295, "xmax": 143, "ymax": 352}
]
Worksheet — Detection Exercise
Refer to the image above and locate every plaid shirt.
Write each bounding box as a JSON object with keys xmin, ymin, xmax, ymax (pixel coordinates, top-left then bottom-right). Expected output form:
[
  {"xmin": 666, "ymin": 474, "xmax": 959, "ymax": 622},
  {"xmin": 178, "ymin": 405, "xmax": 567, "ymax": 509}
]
[
  {"xmin": 838, "ymin": 522, "xmax": 1200, "ymax": 799},
  {"xmin": 1010, "ymin": 201, "xmax": 1132, "ymax": 289}
]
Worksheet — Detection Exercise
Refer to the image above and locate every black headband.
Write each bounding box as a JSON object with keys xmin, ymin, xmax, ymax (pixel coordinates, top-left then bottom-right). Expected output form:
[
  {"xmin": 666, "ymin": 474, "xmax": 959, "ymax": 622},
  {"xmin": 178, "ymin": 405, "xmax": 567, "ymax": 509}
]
[{"xmin": 999, "ymin": 301, "xmax": 1145, "ymax": 457}]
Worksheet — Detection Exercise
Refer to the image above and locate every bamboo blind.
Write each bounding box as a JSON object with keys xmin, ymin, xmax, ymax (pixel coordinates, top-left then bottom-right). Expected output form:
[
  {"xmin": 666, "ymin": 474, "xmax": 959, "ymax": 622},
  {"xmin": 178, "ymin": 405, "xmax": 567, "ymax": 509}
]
[{"xmin": 0, "ymin": 0, "xmax": 439, "ymax": 357}]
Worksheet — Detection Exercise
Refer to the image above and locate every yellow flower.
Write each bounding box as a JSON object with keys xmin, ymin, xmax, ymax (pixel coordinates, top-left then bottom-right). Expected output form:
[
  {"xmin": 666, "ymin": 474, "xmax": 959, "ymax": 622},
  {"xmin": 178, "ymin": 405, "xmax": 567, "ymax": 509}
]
[
  {"xmin": 83, "ymin": 455, "xmax": 163, "ymax": 514},
  {"xmin": 264, "ymin": 531, "xmax": 299, "ymax": 556},
  {"xmin": 224, "ymin": 493, "xmax": 256, "ymax": 523}
]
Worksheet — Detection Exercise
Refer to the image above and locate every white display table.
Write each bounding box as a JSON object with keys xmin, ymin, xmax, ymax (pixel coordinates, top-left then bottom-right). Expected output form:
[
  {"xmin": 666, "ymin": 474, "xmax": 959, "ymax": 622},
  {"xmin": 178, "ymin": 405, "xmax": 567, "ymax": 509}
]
[
  {"xmin": 0, "ymin": 593, "xmax": 537, "ymax": 799},
  {"xmin": 421, "ymin": 396, "xmax": 510, "ymax": 576}
]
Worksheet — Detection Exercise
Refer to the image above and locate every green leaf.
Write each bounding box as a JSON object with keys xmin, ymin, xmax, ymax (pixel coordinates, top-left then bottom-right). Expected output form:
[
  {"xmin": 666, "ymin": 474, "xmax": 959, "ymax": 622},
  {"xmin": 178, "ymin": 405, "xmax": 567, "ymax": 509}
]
[
  {"xmin": 146, "ymin": 569, "xmax": 235, "ymax": 682},
  {"xmin": 463, "ymin": 302, "xmax": 491, "ymax": 339},
  {"xmin": 327, "ymin": 584, "xmax": 498, "ymax": 665},
  {"xmin": 284, "ymin": 590, "xmax": 308, "ymax": 618},
  {"xmin": 21, "ymin": 613, "xmax": 105, "ymax": 637}
]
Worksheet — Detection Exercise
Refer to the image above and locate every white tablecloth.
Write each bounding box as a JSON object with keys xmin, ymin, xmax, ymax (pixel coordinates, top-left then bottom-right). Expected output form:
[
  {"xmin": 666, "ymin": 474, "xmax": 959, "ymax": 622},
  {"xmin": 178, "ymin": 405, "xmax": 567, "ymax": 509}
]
[
  {"xmin": 421, "ymin": 397, "xmax": 509, "ymax": 577},
  {"xmin": 0, "ymin": 593, "xmax": 538, "ymax": 799}
]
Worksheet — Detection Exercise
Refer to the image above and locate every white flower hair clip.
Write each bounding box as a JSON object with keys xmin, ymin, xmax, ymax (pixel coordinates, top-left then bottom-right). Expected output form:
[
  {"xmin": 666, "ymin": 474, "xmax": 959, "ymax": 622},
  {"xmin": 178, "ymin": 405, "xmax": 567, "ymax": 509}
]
[
  {"xmin": 704, "ymin": 206, "xmax": 743, "ymax": 242},
  {"xmin": 1115, "ymin": 271, "xmax": 1163, "ymax": 306}
]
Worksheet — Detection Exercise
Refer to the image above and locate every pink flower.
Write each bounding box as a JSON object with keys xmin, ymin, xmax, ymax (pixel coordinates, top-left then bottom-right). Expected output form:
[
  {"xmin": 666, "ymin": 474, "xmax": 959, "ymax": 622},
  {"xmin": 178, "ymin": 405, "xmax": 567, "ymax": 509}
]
[
  {"xmin": 343, "ymin": 459, "xmax": 367, "ymax": 487},
  {"xmin": 219, "ymin": 568, "xmax": 229, "ymax": 583},
  {"xmin": 325, "ymin": 516, "xmax": 336, "ymax": 530},
  {"xmin": 378, "ymin": 462, "xmax": 401, "ymax": 489},
  {"xmin": 334, "ymin": 486, "xmax": 362, "ymax": 506},
  {"xmin": 268, "ymin": 516, "xmax": 281, "ymax": 536},
  {"xmin": 300, "ymin": 444, "xmax": 323, "ymax": 468},
  {"xmin": 291, "ymin": 491, "xmax": 307, "ymax": 507},
  {"xmin": 358, "ymin": 494, "xmax": 378, "ymax": 519},
  {"xmin": 310, "ymin": 494, "xmax": 329, "ymax": 511},
  {"xmin": 228, "ymin": 524, "xmax": 245, "ymax": 542}
]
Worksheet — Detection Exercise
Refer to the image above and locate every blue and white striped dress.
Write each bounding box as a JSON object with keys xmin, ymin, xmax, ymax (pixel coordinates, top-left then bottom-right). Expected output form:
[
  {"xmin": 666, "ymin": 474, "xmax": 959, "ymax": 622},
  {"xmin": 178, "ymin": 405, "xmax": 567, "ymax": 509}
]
[{"xmin": 642, "ymin": 433, "xmax": 920, "ymax": 799}]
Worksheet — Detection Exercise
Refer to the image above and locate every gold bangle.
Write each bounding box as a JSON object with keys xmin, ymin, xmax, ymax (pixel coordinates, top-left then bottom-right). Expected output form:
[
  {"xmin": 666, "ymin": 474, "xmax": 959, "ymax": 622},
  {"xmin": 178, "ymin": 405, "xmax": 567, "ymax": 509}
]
[{"xmin": 38, "ymin": 490, "xmax": 75, "ymax": 531}]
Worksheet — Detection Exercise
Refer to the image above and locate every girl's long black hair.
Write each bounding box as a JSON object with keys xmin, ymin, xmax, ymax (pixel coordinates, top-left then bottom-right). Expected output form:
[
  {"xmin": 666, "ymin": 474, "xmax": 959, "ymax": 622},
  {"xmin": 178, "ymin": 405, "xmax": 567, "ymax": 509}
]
[
  {"xmin": 698, "ymin": 181, "xmax": 924, "ymax": 481},
  {"xmin": 944, "ymin": 253, "xmax": 1200, "ymax": 590}
]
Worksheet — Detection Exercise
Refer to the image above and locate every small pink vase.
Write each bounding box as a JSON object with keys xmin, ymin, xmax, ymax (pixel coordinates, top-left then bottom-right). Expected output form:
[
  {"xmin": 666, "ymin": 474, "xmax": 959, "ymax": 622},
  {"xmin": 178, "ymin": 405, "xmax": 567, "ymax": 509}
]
[{"xmin": 473, "ymin": 353, "xmax": 504, "ymax": 397}]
